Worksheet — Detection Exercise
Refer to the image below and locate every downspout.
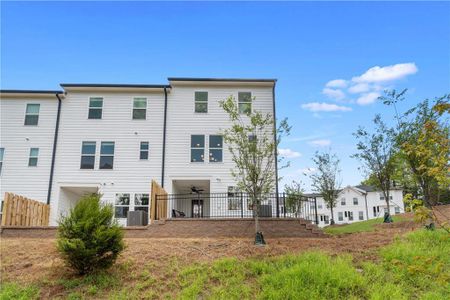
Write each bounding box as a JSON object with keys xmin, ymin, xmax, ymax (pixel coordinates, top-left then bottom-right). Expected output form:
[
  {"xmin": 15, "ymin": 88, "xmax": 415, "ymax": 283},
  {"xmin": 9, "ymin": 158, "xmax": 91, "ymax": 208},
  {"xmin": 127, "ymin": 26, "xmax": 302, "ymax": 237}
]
[
  {"xmin": 364, "ymin": 192, "xmax": 369, "ymax": 220},
  {"xmin": 46, "ymin": 93, "xmax": 62, "ymax": 205},
  {"xmin": 161, "ymin": 87, "xmax": 168, "ymax": 187},
  {"xmin": 272, "ymin": 82, "xmax": 279, "ymax": 202}
]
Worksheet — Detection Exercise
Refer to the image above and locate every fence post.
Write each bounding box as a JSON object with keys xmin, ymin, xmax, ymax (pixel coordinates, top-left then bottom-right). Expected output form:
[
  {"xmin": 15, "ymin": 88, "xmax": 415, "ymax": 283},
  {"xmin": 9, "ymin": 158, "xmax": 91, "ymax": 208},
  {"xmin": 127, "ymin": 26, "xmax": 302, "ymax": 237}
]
[
  {"xmin": 314, "ymin": 197, "xmax": 319, "ymax": 225},
  {"xmin": 283, "ymin": 193, "xmax": 286, "ymax": 218},
  {"xmin": 155, "ymin": 194, "xmax": 158, "ymax": 220},
  {"xmin": 240, "ymin": 192, "xmax": 244, "ymax": 218},
  {"xmin": 276, "ymin": 192, "xmax": 280, "ymax": 218}
]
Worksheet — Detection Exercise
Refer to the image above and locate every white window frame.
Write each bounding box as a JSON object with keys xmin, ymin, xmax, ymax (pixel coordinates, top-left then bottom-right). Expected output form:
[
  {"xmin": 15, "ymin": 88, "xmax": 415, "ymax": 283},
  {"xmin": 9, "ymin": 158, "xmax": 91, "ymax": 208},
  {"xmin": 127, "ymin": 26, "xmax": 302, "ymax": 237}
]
[
  {"xmin": 28, "ymin": 148, "xmax": 39, "ymax": 167},
  {"xmin": 338, "ymin": 212, "xmax": 344, "ymax": 221},
  {"xmin": 353, "ymin": 197, "xmax": 358, "ymax": 205},
  {"xmin": 359, "ymin": 211, "xmax": 364, "ymax": 220},
  {"xmin": 394, "ymin": 206, "xmax": 400, "ymax": 214},
  {"xmin": 194, "ymin": 91, "xmax": 208, "ymax": 113},
  {"xmin": 238, "ymin": 91, "xmax": 252, "ymax": 114},
  {"xmin": 80, "ymin": 141, "xmax": 96, "ymax": 169},
  {"xmin": 132, "ymin": 97, "xmax": 147, "ymax": 120},
  {"xmin": 99, "ymin": 141, "xmax": 115, "ymax": 169},
  {"xmin": 24, "ymin": 103, "xmax": 40, "ymax": 126},
  {"xmin": 115, "ymin": 193, "xmax": 130, "ymax": 218},
  {"xmin": 0, "ymin": 148, "xmax": 4, "ymax": 175},
  {"xmin": 134, "ymin": 193, "xmax": 150, "ymax": 213},
  {"xmin": 209, "ymin": 135, "xmax": 223, "ymax": 163},
  {"xmin": 341, "ymin": 198, "xmax": 346, "ymax": 206},
  {"xmin": 190, "ymin": 135, "xmax": 205, "ymax": 163},
  {"xmin": 140, "ymin": 141, "xmax": 149, "ymax": 160},
  {"xmin": 88, "ymin": 97, "xmax": 103, "ymax": 119}
]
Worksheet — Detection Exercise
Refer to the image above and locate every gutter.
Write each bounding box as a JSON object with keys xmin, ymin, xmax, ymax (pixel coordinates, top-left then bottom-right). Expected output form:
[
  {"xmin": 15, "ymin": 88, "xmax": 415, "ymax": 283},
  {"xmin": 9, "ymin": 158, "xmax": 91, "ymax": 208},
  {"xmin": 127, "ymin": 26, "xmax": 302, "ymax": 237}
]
[
  {"xmin": 272, "ymin": 83, "xmax": 279, "ymax": 201},
  {"xmin": 364, "ymin": 193, "xmax": 369, "ymax": 220},
  {"xmin": 161, "ymin": 87, "xmax": 168, "ymax": 187},
  {"xmin": 47, "ymin": 93, "xmax": 62, "ymax": 205}
]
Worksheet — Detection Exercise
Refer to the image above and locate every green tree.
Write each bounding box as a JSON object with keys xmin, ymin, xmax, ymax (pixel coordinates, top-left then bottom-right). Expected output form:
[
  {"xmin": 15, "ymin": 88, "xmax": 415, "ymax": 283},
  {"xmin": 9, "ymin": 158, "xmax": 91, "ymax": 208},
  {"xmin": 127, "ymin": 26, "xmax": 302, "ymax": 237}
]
[
  {"xmin": 310, "ymin": 151, "xmax": 341, "ymax": 225},
  {"xmin": 352, "ymin": 115, "xmax": 396, "ymax": 222},
  {"xmin": 284, "ymin": 180, "xmax": 305, "ymax": 217},
  {"xmin": 383, "ymin": 92, "xmax": 450, "ymax": 207},
  {"xmin": 57, "ymin": 193, "xmax": 125, "ymax": 274},
  {"xmin": 219, "ymin": 95, "xmax": 290, "ymax": 245}
]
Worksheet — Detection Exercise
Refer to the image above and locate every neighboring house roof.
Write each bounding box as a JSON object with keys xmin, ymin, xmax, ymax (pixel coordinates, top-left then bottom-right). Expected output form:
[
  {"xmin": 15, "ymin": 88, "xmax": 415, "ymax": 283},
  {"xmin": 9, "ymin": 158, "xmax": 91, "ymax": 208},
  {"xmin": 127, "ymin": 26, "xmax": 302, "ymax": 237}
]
[
  {"xmin": 355, "ymin": 185, "xmax": 376, "ymax": 192},
  {"xmin": 168, "ymin": 77, "xmax": 277, "ymax": 83}
]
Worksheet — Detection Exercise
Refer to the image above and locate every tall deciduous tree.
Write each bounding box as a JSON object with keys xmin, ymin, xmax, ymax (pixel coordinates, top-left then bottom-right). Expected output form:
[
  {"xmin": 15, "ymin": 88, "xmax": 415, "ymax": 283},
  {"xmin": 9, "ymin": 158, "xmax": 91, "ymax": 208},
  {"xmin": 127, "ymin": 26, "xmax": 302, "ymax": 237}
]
[
  {"xmin": 383, "ymin": 92, "xmax": 450, "ymax": 207},
  {"xmin": 352, "ymin": 115, "xmax": 397, "ymax": 222},
  {"xmin": 310, "ymin": 151, "xmax": 341, "ymax": 225},
  {"xmin": 219, "ymin": 96, "xmax": 290, "ymax": 245}
]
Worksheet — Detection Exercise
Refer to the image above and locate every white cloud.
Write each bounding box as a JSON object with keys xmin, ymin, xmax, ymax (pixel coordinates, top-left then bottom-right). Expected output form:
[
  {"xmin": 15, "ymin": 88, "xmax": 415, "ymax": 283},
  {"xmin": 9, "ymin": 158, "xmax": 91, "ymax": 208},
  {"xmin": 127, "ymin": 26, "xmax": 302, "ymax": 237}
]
[
  {"xmin": 322, "ymin": 88, "xmax": 345, "ymax": 100},
  {"xmin": 299, "ymin": 167, "xmax": 316, "ymax": 175},
  {"xmin": 325, "ymin": 79, "xmax": 347, "ymax": 88},
  {"xmin": 356, "ymin": 92, "xmax": 381, "ymax": 105},
  {"xmin": 352, "ymin": 62, "xmax": 418, "ymax": 83},
  {"xmin": 301, "ymin": 102, "xmax": 352, "ymax": 112},
  {"xmin": 278, "ymin": 148, "xmax": 302, "ymax": 158},
  {"xmin": 348, "ymin": 83, "xmax": 370, "ymax": 94},
  {"xmin": 308, "ymin": 139, "xmax": 331, "ymax": 147}
]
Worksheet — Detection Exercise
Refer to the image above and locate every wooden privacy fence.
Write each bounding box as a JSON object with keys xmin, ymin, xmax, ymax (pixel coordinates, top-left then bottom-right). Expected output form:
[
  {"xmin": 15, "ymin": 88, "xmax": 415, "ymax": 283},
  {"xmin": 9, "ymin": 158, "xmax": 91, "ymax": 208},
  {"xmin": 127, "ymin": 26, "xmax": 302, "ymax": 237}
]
[
  {"xmin": 1, "ymin": 192, "xmax": 50, "ymax": 226},
  {"xmin": 150, "ymin": 180, "xmax": 168, "ymax": 221}
]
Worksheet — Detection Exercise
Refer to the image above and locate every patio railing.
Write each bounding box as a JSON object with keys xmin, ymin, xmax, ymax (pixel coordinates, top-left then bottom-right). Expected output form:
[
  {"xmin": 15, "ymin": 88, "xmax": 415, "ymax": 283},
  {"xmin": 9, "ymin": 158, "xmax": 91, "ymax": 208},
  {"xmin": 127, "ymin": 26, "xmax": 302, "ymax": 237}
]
[{"xmin": 154, "ymin": 193, "xmax": 319, "ymax": 224}]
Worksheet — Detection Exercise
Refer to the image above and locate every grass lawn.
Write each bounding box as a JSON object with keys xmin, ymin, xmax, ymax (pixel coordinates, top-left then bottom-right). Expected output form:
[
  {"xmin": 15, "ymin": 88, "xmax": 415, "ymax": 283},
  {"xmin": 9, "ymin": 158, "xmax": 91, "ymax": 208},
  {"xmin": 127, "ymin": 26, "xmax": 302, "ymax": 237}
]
[
  {"xmin": 1, "ymin": 229, "xmax": 448, "ymax": 299},
  {"xmin": 323, "ymin": 215, "xmax": 410, "ymax": 235}
]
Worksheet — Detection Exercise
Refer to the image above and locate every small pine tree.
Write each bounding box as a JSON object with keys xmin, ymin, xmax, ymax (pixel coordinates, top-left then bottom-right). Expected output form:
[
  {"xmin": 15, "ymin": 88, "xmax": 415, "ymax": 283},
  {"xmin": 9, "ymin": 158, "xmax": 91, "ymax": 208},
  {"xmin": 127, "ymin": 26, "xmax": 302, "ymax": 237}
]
[{"xmin": 57, "ymin": 193, "xmax": 125, "ymax": 274}]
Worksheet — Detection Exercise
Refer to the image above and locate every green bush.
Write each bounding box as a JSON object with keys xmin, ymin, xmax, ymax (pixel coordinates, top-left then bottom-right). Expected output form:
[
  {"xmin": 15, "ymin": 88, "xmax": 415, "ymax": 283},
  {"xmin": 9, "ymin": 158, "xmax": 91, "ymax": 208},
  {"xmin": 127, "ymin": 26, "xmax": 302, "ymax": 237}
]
[{"xmin": 57, "ymin": 193, "xmax": 125, "ymax": 274}]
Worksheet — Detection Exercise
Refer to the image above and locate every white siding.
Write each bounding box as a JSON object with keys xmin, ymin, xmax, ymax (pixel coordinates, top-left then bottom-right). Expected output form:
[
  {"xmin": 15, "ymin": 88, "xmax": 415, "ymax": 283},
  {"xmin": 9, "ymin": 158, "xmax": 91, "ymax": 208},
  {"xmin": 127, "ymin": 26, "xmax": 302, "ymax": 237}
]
[
  {"xmin": 164, "ymin": 84, "xmax": 274, "ymax": 195},
  {"xmin": 0, "ymin": 96, "xmax": 58, "ymax": 203},
  {"xmin": 50, "ymin": 91, "xmax": 165, "ymax": 224}
]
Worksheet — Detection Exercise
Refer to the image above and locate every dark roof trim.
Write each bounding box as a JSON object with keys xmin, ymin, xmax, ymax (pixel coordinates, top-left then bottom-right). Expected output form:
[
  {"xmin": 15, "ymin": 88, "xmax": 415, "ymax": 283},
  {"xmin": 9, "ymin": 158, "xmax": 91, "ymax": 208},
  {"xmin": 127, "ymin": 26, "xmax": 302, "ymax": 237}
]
[
  {"xmin": 0, "ymin": 90, "xmax": 63, "ymax": 94},
  {"xmin": 60, "ymin": 83, "xmax": 170, "ymax": 88},
  {"xmin": 168, "ymin": 77, "xmax": 277, "ymax": 83}
]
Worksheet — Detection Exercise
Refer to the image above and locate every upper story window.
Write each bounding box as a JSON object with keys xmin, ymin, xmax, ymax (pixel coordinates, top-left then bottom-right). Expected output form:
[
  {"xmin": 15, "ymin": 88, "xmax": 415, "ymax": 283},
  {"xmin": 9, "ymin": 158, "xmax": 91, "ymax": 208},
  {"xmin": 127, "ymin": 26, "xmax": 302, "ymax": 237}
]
[
  {"xmin": 135, "ymin": 194, "xmax": 149, "ymax": 213},
  {"xmin": 353, "ymin": 197, "xmax": 358, "ymax": 205},
  {"xmin": 238, "ymin": 92, "xmax": 252, "ymax": 114},
  {"xmin": 24, "ymin": 104, "xmax": 40, "ymax": 125},
  {"xmin": 88, "ymin": 97, "xmax": 103, "ymax": 119},
  {"xmin": 28, "ymin": 148, "xmax": 39, "ymax": 167},
  {"xmin": 341, "ymin": 198, "xmax": 346, "ymax": 206},
  {"xmin": 191, "ymin": 135, "xmax": 205, "ymax": 162},
  {"xmin": 100, "ymin": 142, "xmax": 114, "ymax": 169},
  {"xmin": 133, "ymin": 98, "xmax": 147, "ymax": 120},
  {"xmin": 140, "ymin": 142, "xmax": 149, "ymax": 160},
  {"xmin": 209, "ymin": 135, "xmax": 223, "ymax": 162},
  {"xmin": 80, "ymin": 141, "xmax": 96, "ymax": 169},
  {"xmin": 195, "ymin": 92, "xmax": 208, "ymax": 113},
  {"xmin": 0, "ymin": 148, "xmax": 4, "ymax": 174}
]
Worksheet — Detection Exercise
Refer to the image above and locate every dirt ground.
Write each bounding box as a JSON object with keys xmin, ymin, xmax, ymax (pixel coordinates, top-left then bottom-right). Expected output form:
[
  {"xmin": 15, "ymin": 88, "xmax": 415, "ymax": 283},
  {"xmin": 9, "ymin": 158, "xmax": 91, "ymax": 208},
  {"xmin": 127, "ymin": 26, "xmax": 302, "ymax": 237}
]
[{"xmin": 1, "ymin": 206, "xmax": 448, "ymax": 299}]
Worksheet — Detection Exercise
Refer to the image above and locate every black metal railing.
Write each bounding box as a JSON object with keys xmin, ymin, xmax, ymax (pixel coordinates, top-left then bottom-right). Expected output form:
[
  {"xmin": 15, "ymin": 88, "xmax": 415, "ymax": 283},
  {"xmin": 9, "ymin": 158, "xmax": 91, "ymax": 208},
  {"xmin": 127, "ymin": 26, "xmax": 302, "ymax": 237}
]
[{"xmin": 154, "ymin": 193, "xmax": 318, "ymax": 223}]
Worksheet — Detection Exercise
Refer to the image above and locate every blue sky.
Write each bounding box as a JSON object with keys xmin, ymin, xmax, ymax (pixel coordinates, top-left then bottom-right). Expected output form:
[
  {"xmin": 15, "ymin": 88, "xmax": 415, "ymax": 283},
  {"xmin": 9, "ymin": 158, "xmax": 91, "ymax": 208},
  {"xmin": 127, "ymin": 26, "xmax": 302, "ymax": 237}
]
[{"xmin": 2, "ymin": 1, "xmax": 449, "ymax": 191}]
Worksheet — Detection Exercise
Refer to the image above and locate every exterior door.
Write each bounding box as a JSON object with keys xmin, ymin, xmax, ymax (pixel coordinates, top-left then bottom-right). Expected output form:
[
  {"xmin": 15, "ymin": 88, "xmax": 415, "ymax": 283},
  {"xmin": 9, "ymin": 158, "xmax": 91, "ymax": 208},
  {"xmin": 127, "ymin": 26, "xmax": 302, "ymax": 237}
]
[{"xmin": 192, "ymin": 199, "xmax": 203, "ymax": 218}]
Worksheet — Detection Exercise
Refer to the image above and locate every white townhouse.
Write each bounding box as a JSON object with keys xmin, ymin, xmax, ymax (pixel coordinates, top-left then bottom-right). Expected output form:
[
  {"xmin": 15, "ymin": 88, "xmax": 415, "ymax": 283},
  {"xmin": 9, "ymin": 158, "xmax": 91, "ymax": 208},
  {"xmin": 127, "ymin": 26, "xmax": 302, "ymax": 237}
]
[
  {"xmin": 0, "ymin": 78, "xmax": 279, "ymax": 225},
  {"xmin": 310, "ymin": 185, "xmax": 405, "ymax": 227}
]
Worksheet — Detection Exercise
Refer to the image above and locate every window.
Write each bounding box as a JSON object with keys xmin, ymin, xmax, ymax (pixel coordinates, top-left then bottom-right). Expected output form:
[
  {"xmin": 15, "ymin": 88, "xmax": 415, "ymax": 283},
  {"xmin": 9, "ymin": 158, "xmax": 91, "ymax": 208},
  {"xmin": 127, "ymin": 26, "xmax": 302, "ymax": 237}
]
[
  {"xmin": 100, "ymin": 142, "xmax": 114, "ymax": 169},
  {"xmin": 191, "ymin": 135, "xmax": 204, "ymax": 162},
  {"xmin": 324, "ymin": 216, "xmax": 330, "ymax": 224},
  {"xmin": 227, "ymin": 186, "xmax": 242, "ymax": 210},
  {"xmin": 318, "ymin": 204, "xmax": 323, "ymax": 209},
  {"xmin": 140, "ymin": 142, "xmax": 149, "ymax": 160},
  {"xmin": 395, "ymin": 206, "xmax": 400, "ymax": 214},
  {"xmin": 133, "ymin": 98, "xmax": 147, "ymax": 120},
  {"xmin": 238, "ymin": 92, "xmax": 252, "ymax": 114},
  {"xmin": 135, "ymin": 194, "xmax": 149, "ymax": 213},
  {"xmin": 341, "ymin": 198, "xmax": 346, "ymax": 206},
  {"xmin": 338, "ymin": 212, "xmax": 343, "ymax": 221},
  {"xmin": 380, "ymin": 194, "xmax": 385, "ymax": 200},
  {"xmin": 0, "ymin": 148, "xmax": 4, "ymax": 174},
  {"xmin": 373, "ymin": 206, "xmax": 380, "ymax": 217},
  {"xmin": 115, "ymin": 193, "xmax": 130, "ymax": 218},
  {"xmin": 209, "ymin": 135, "xmax": 223, "ymax": 162},
  {"xmin": 24, "ymin": 104, "xmax": 40, "ymax": 125},
  {"xmin": 194, "ymin": 92, "xmax": 208, "ymax": 113},
  {"xmin": 359, "ymin": 211, "xmax": 364, "ymax": 220},
  {"xmin": 320, "ymin": 215, "xmax": 324, "ymax": 222},
  {"xmin": 353, "ymin": 197, "xmax": 358, "ymax": 205},
  {"xmin": 80, "ymin": 142, "xmax": 96, "ymax": 169},
  {"xmin": 389, "ymin": 195, "xmax": 393, "ymax": 200},
  {"xmin": 348, "ymin": 211, "xmax": 354, "ymax": 221},
  {"xmin": 88, "ymin": 97, "xmax": 103, "ymax": 119},
  {"xmin": 28, "ymin": 148, "xmax": 39, "ymax": 166}
]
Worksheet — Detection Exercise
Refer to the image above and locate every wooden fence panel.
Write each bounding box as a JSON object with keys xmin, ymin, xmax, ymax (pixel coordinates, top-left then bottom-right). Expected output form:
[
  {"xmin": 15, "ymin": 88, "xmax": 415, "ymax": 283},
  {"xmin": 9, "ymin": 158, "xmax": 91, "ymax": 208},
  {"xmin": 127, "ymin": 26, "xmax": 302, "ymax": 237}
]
[
  {"xmin": 1, "ymin": 192, "xmax": 50, "ymax": 227},
  {"xmin": 150, "ymin": 180, "xmax": 168, "ymax": 222}
]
